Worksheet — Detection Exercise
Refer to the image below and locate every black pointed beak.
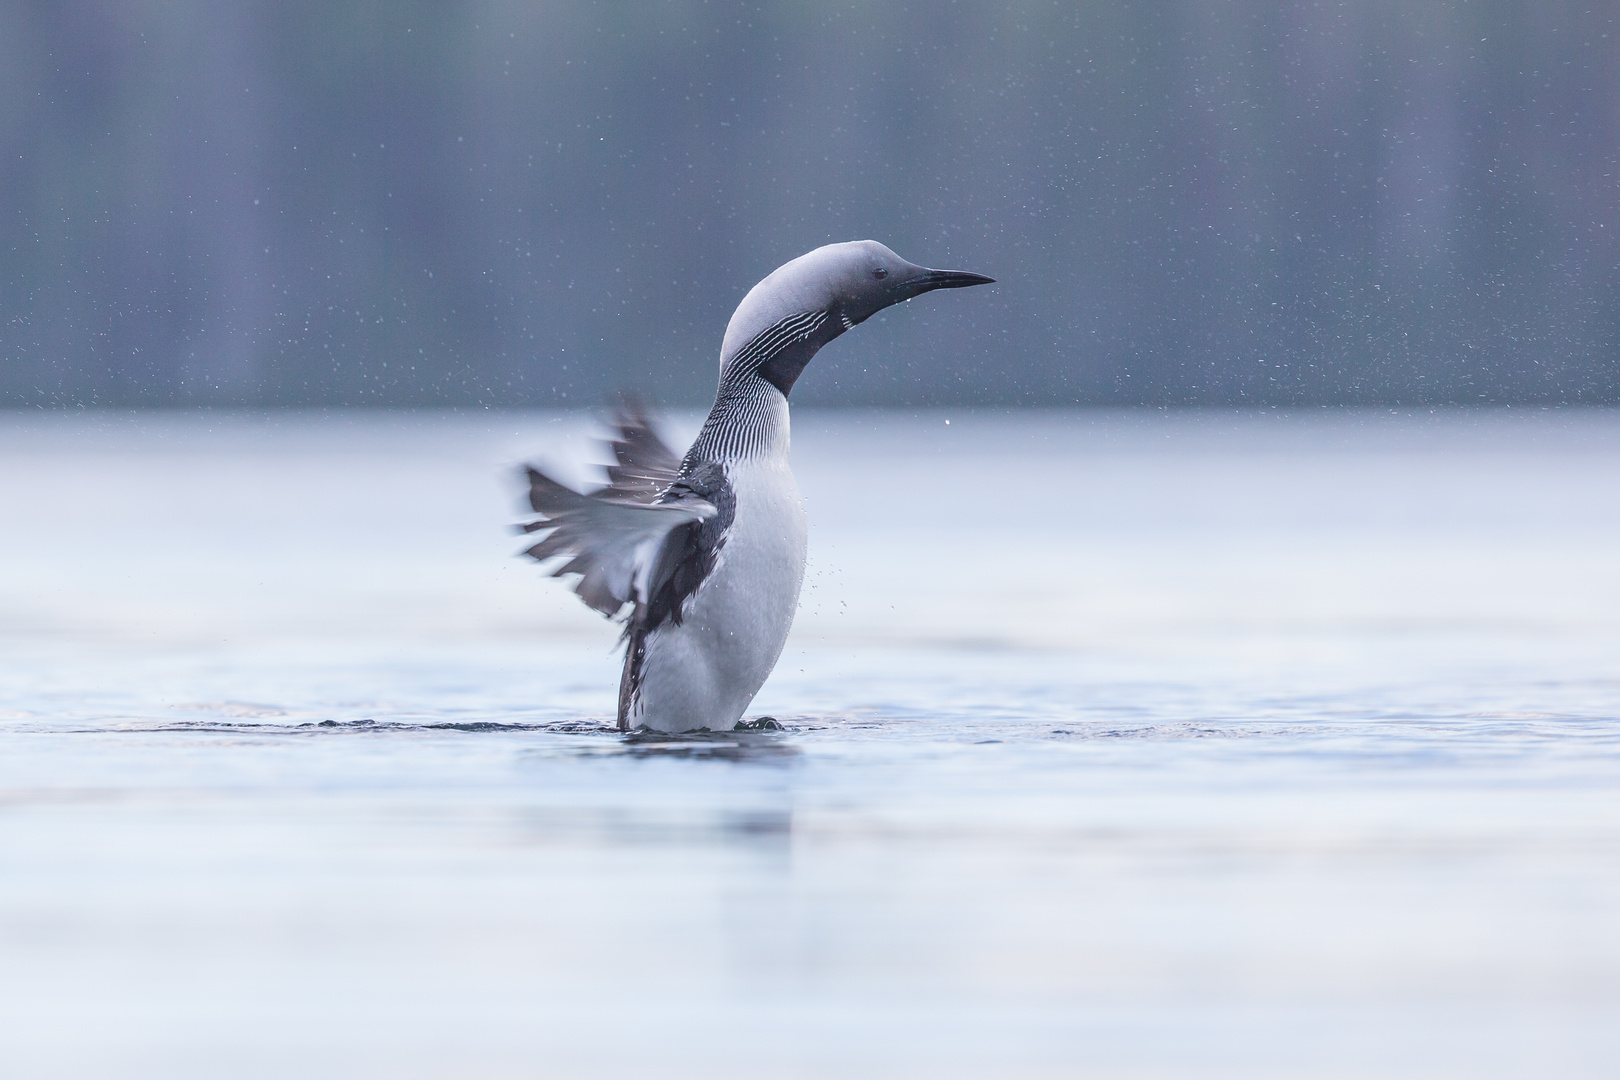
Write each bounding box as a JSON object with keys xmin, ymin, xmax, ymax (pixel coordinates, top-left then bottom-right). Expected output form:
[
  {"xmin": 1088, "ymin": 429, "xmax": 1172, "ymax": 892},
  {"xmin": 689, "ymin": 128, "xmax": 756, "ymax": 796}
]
[{"xmin": 908, "ymin": 268, "xmax": 995, "ymax": 294}]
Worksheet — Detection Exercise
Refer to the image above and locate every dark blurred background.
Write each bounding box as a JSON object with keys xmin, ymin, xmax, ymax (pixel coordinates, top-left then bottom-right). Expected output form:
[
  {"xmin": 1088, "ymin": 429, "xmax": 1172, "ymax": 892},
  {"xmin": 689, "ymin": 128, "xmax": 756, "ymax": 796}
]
[{"xmin": 2, "ymin": 1, "xmax": 1616, "ymax": 408}]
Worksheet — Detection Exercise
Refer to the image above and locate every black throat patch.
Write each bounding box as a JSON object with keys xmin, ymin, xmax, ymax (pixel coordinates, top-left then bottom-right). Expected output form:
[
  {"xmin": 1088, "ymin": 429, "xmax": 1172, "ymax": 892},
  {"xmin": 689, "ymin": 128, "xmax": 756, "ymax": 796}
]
[{"xmin": 740, "ymin": 308, "xmax": 850, "ymax": 397}]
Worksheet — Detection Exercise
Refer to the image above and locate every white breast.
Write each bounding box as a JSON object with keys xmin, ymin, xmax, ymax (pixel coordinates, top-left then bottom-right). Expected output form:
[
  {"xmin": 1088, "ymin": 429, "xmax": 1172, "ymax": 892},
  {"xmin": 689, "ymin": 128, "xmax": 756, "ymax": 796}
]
[{"xmin": 633, "ymin": 454, "xmax": 807, "ymax": 732}]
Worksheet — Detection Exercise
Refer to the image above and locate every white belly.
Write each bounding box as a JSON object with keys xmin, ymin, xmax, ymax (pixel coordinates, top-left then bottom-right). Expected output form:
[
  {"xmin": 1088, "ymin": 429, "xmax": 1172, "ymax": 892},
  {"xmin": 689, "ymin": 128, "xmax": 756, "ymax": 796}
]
[{"xmin": 634, "ymin": 457, "xmax": 807, "ymax": 732}]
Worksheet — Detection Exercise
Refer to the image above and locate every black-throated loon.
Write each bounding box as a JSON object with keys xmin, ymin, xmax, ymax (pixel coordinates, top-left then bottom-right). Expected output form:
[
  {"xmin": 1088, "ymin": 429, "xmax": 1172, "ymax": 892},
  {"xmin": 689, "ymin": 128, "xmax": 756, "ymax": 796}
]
[{"xmin": 520, "ymin": 241, "xmax": 993, "ymax": 732}]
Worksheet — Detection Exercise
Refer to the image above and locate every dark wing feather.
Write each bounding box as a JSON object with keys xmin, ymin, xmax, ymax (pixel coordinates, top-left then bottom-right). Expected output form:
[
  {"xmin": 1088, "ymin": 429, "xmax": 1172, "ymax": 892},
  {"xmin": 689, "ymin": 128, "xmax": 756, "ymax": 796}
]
[
  {"xmin": 616, "ymin": 462, "xmax": 736, "ymax": 731},
  {"xmin": 517, "ymin": 404, "xmax": 730, "ymax": 730},
  {"xmin": 521, "ymin": 464, "xmax": 715, "ymax": 617},
  {"xmin": 601, "ymin": 398, "xmax": 682, "ymax": 503}
]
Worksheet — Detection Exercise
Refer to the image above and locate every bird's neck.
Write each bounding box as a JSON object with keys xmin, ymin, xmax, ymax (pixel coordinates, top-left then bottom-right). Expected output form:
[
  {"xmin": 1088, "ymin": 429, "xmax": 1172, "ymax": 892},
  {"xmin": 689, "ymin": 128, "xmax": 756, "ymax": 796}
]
[{"xmin": 684, "ymin": 374, "xmax": 791, "ymax": 468}]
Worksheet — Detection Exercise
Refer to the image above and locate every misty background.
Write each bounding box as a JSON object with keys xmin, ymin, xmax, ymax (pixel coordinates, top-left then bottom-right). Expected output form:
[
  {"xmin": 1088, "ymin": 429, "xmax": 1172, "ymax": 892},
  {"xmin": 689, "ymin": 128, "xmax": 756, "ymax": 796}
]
[{"xmin": 2, "ymin": 0, "xmax": 1616, "ymax": 409}]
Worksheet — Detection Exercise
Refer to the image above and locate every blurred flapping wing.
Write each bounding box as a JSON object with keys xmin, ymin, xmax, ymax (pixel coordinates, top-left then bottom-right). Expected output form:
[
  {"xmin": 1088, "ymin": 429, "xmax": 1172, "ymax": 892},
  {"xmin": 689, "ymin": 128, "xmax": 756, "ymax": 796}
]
[
  {"xmin": 601, "ymin": 398, "xmax": 682, "ymax": 503},
  {"xmin": 520, "ymin": 465, "xmax": 714, "ymax": 618}
]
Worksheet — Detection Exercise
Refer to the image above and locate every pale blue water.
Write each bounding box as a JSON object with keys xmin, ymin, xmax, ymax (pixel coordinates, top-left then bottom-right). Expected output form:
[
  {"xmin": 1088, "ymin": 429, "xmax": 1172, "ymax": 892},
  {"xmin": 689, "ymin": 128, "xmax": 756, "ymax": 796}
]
[{"xmin": 2, "ymin": 409, "xmax": 1618, "ymax": 1078}]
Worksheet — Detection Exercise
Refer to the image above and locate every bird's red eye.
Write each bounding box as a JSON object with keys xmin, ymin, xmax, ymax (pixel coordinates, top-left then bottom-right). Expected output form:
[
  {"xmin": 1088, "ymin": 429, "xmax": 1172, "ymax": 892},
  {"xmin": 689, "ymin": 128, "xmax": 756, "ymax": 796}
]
[{"xmin": 872, "ymin": 268, "xmax": 887, "ymax": 279}]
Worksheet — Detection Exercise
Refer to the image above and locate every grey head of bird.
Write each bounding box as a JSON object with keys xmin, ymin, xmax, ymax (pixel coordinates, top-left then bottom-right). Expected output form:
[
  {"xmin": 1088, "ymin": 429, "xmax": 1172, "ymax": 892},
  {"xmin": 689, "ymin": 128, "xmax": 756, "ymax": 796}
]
[{"xmin": 718, "ymin": 240, "xmax": 994, "ymax": 396}]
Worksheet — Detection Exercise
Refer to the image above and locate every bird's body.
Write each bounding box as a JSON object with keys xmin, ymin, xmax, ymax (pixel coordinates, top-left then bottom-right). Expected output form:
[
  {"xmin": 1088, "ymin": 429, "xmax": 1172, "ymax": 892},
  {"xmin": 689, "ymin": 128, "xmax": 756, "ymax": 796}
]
[
  {"xmin": 521, "ymin": 241, "xmax": 990, "ymax": 732},
  {"xmin": 632, "ymin": 443, "xmax": 806, "ymax": 732}
]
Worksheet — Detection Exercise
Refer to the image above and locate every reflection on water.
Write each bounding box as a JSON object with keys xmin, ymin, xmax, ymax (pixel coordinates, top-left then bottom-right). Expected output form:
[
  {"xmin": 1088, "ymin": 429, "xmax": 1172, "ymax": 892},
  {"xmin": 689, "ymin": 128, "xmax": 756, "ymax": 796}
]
[
  {"xmin": 1, "ymin": 409, "xmax": 1619, "ymax": 1079},
  {"xmin": 611, "ymin": 730, "xmax": 802, "ymax": 763}
]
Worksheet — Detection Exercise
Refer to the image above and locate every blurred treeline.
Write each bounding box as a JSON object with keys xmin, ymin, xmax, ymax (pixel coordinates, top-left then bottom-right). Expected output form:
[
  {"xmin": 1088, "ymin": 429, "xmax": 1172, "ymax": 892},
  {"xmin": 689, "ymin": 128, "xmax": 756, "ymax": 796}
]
[{"xmin": 2, "ymin": 1, "xmax": 1616, "ymax": 408}]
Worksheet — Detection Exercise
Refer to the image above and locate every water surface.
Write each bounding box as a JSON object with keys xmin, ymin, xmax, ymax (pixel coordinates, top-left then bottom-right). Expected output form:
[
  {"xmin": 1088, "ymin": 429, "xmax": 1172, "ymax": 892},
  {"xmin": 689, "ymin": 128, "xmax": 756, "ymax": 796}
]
[{"xmin": 2, "ymin": 408, "xmax": 1618, "ymax": 1078}]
